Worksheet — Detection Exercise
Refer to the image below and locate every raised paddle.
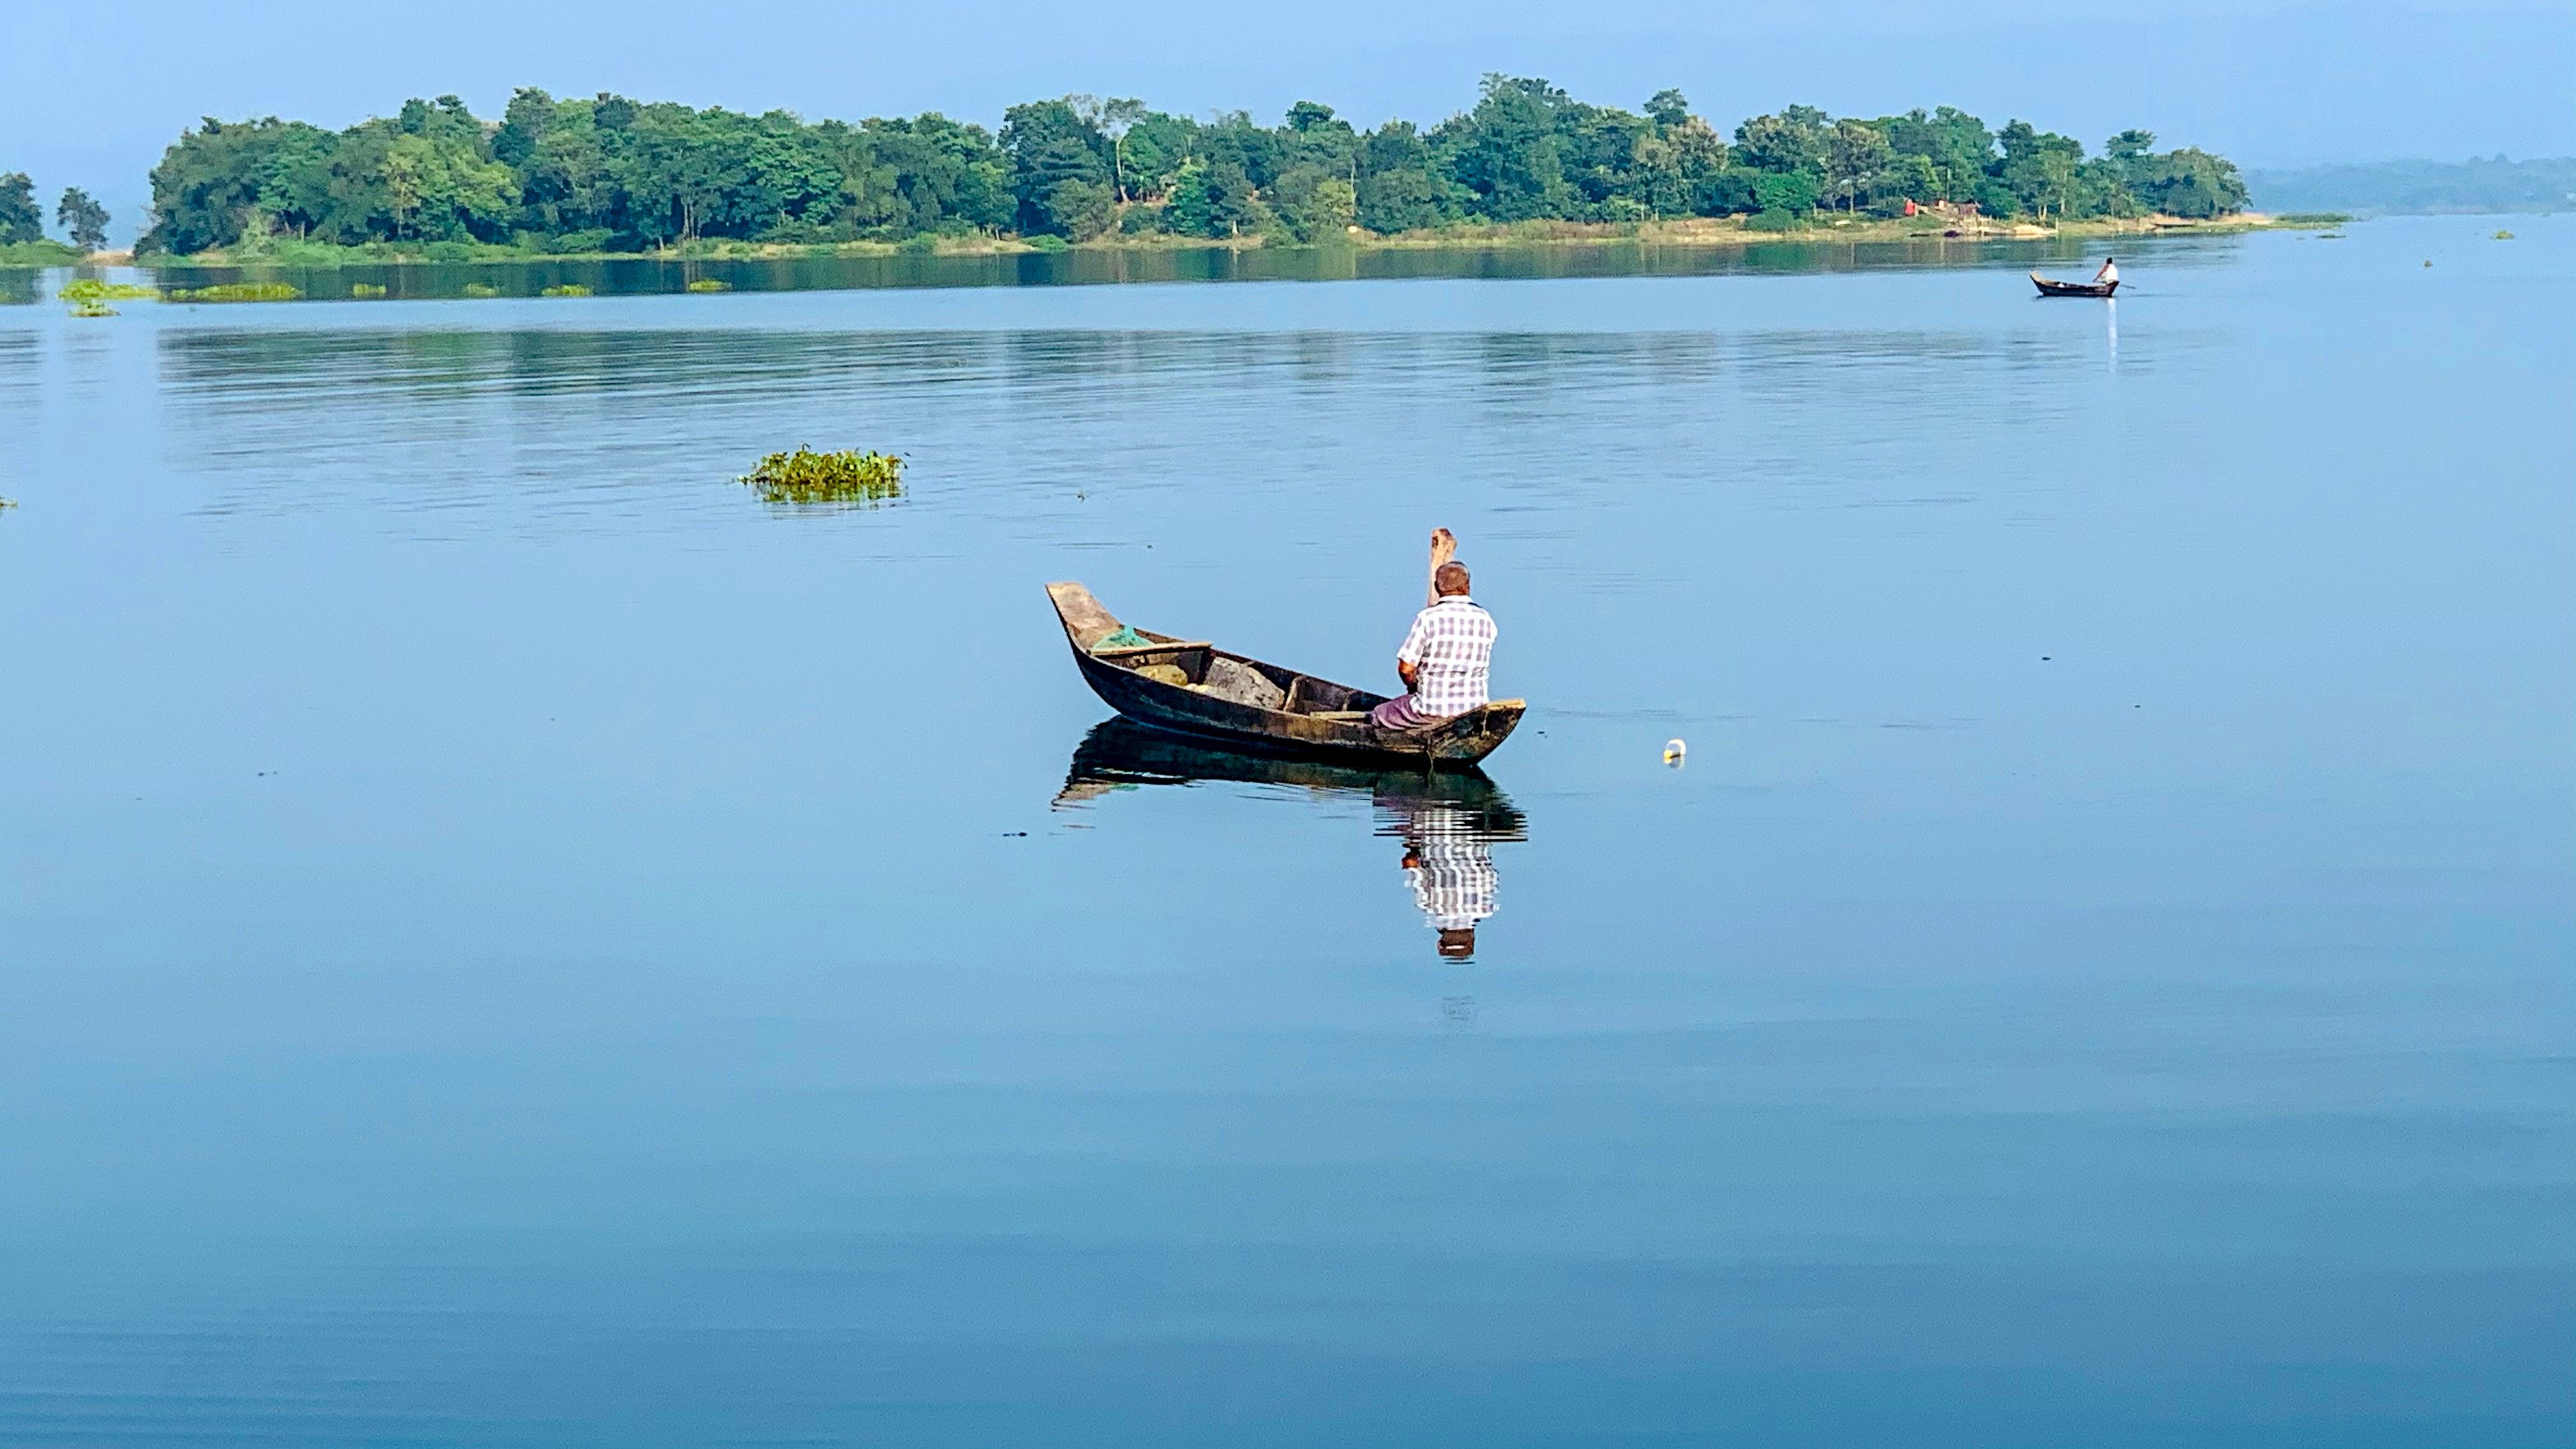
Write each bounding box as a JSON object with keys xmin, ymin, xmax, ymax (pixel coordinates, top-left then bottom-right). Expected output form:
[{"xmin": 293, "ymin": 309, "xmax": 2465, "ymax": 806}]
[{"xmin": 1426, "ymin": 526, "xmax": 1457, "ymax": 607}]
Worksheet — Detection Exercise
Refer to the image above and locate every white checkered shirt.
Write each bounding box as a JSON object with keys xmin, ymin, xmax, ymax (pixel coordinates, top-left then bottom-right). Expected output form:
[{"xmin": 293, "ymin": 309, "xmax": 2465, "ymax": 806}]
[{"xmin": 1397, "ymin": 595, "xmax": 1497, "ymax": 718}]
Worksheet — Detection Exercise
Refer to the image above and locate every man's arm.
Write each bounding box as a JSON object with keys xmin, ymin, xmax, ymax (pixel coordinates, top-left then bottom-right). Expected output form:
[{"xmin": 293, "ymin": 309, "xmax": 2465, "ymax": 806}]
[{"xmin": 1396, "ymin": 609, "xmax": 1429, "ymax": 693}]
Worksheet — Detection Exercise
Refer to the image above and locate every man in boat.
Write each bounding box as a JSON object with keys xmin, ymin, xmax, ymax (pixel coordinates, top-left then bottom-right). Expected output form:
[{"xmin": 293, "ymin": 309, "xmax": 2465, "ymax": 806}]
[
  {"xmin": 1370, "ymin": 555, "xmax": 1498, "ymax": 731},
  {"xmin": 2094, "ymin": 257, "xmax": 2119, "ymax": 286}
]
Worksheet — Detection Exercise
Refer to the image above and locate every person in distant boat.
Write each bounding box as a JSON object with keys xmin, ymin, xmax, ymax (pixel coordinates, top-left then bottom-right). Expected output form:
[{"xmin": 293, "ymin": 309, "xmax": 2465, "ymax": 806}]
[
  {"xmin": 1371, "ymin": 543, "xmax": 1497, "ymax": 731},
  {"xmin": 2094, "ymin": 257, "xmax": 2119, "ymax": 286}
]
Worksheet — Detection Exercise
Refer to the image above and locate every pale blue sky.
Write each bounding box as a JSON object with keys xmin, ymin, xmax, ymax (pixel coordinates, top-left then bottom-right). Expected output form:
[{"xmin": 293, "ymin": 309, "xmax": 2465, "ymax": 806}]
[{"xmin": 5, "ymin": 0, "xmax": 2570, "ymax": 239}]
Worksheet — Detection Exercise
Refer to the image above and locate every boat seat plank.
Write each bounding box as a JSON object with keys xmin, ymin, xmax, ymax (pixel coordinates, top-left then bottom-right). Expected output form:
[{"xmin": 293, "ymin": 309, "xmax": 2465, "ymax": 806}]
[{"xmin": 1094, "ymin": 640, "xmax": 1213, "ymax": 658}]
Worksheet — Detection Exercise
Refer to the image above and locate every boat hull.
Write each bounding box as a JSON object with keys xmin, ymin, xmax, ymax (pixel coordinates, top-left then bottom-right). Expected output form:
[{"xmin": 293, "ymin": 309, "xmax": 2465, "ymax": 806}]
[
  {"xmin": 1049, "ymin": 582, "xmax": 1525, "ymax": 767},
  {"xmin": 2032, "ymin": 273, "xmax": 2119, "ymax": 298}
]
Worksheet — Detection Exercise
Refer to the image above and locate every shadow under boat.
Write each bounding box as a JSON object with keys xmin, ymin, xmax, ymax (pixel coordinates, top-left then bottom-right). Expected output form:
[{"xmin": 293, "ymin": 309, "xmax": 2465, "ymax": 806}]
[{"xmin": 1057, "ymin": 718, "xmax": 1525, "ymax": 959}]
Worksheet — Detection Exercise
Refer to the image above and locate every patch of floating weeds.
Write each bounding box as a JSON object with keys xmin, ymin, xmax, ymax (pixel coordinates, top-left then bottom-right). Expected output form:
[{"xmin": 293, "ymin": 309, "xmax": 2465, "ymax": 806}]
[
  {"xmin": 540, "ymin": 283, "xmax": 594, "ymax": 297},
  {"xmin": 685, "ymin": 278, "xmax": 730, "ymax": 292},
  {"xmin": 2493, "ymin": 229, "xmax": 2515, "ymax": 240},
  {"xmin": 463, "ymin": 282, "xmax": 502, "ymax": 298},
  {"xmin": 163, "ymin": 281, "xmax": 301, "ymax": 303},
  {"xmin": 739, "ymin": 447, "xmax": 905, "ymax": 505},
  {"xmin": 58, "ymin": 278, "xmax": 158, "ymax": 316},
  {"xmin": 351, "ymin": 282, "xmax": 388, "ymax": 298}
]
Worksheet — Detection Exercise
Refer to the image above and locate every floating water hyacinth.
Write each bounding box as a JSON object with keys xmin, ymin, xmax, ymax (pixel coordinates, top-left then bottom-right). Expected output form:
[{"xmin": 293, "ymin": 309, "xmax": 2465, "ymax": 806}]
[
  {"xmin": 739, "ymin": 448, "xmax": 905, "ymax": 505},
  {"xmin": 57, "ymin": 279, "xmax": 158, "ymax": 316},
  {"xmin": 351, "ymin": 282, "xmax": 388, "ymax": 298},
  {"xmin": 463, "ymin": 282, "xmax": 502, "ymax": 298},
  {"xmin": 163, "ymin": 281, "xmax": 300, "ymax": 303},
  {"xmin": 685, "ymin": 279, "xmax": 730, "ymax": 292},
  {"xmin": 540, "ymin": 284, "xmax": 593, "ymax": 297}
]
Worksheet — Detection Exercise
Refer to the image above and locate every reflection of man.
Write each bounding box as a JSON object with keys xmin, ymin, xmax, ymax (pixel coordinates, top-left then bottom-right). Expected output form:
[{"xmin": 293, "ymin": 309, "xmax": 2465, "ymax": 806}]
[{"xmin": 1398, "ymin": 801, "xmax": 1498, "ymax": 958}]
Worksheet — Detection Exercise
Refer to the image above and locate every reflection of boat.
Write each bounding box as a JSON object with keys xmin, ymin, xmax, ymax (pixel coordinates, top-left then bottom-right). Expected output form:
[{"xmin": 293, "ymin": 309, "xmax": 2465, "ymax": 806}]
[
  {"xmin": 1057, "ymin": 719, "xmax": 1523, "ymax": 959},
  {"xmin": 2032, "ymin": 272, "xmax": 2119, "ymax": 298},
  {"xmin": 1060, "ymin": 719, "xmax": 1524, "ymax": 832},
  {"xmin": 1048, "ymin": 581, "xmax": 1525, "ymax": 767}
]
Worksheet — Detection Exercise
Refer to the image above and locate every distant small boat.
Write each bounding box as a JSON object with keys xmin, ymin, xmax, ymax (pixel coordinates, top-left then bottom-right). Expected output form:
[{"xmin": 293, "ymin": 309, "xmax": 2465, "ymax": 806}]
[
  {"xmin": 1047, "ymin": 581, "xmax": 1526, "ymax": 766},
  {"xmin": 2032, "ymin": 272, "xmax": 2119, "ymax": 298}
]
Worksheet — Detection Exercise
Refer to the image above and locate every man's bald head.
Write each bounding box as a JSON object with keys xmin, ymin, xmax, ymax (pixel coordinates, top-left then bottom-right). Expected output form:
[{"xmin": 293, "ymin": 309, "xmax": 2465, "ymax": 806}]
[{"xmin": 1434, "ymin": 561, "xmax": 1471, "ymax": 597}]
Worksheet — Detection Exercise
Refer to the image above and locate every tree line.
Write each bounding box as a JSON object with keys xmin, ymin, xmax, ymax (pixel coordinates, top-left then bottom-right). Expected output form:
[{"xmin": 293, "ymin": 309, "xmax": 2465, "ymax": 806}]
[
  {"xmin": 127, "ymin": 77, "xmax": 2250, "ymax": 255},
  {"xmin": 0, "ymin": 172, "xmax": 110, "ymax": 251}
]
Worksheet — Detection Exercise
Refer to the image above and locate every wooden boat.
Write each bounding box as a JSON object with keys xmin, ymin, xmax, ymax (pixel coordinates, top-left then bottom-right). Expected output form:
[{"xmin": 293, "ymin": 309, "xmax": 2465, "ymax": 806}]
[
  {"xmin": 1048, "ymin": 581, "xmax": 1526, "ymax": 767},
  {"xmin": 2032, "ymin": 272, "xmax": 2119, "ymax": 298}
]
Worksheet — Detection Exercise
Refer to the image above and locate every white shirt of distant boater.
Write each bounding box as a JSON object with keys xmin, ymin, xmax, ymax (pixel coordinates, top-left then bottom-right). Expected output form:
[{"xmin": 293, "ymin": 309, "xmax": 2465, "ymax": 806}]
[{"xmin": 2095, "ymin": 258, "xmax": 2119, "ymax": 285}]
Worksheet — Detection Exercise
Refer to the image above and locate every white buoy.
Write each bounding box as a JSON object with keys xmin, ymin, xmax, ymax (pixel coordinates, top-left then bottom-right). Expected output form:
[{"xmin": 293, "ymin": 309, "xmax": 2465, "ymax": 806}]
[{"xmin": 1663, "ymin": 738, "xmax": 1687, "ymax": 767}]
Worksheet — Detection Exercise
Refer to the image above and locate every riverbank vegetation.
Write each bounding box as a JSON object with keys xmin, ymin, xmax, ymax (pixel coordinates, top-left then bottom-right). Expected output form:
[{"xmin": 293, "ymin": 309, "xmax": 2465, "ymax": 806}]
[
  {"xmin": 134, "ymin": 79, "xmax": 2249, "ymax": 261},
  {"xmin": 1, "ymin": 172, "xmax": 114, "ymax": 261}
]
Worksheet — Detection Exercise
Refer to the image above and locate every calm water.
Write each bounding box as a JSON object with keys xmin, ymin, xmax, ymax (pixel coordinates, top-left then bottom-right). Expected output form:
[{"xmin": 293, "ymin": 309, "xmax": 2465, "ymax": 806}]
[
  {"xmin": 11, "ymin": 230, "xmax": 2223, "ymax": 305},
  {"xmin": 2, "ymin": 217, "xmax": 2570, "ymax": 1446}
]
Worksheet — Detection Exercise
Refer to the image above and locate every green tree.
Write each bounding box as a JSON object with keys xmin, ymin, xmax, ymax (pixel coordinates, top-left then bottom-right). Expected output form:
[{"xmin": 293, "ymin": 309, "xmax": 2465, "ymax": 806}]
[
  {"xmin": 0, "ymin": 172, "xmax": 40, "ymax": 243},
  {"xmin": 56, "ymin": 187, "xmax": 109, "ymax": 249},
  {"xmin": 1823, "ymin": 119, "xmax": 1894, "ymax": 212},
  {"xmin": 1752, "ymin": 169, "xmax": 1820, "ymax": 214},
  {"xmin": 1441, "ymin": 74, "xmax": 1577, "ymax": 222},
  {"xmin": 1269, "ymin": 163, "xmax": 1356, "ymax": 240},
  {"xmin": 1117, "ymin": 111, "xmax": 1197, "ymax": 201},
  {"xmin": 1734, "ymin": 105, "xmax": 1830, "ymax": 174},
  {"xmin": 1165, "ymin": 155, "xmax": 1262, "ymax": 237},
  {"xmin": 1071, "ymin": 95, "xmax": 1148, "ymax": 202},
  {"xmin": 140, "ymin": 117, "xmax": 338, "ymax": 252},
  {"xmin": 1997, "ymin": 120, "xmax": 2086, "ymax": 218},
  {"xmin": 1644, "ymin": 89, "xmax": 1690, "ymax": 129},
  {"xmin": 2131, "ymin": 147, "xmax": 2246, "ymax": 218},
  {"xmin": 999, "ymin": 99, "xmax": 1110, "ymax": 235}
]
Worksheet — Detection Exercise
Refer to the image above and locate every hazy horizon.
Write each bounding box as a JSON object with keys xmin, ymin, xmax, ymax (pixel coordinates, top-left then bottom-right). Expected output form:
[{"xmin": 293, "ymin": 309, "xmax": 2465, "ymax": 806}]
[{"xmin": 6, "ymin": 0, "xmax": 2570, "ymax": 241}]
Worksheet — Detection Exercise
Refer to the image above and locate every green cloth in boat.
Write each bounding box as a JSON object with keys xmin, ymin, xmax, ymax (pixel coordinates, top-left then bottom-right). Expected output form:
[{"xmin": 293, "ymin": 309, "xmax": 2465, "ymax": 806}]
[{"xmin": 1094, "ymin": 625, "xmax": 1149, "ymax": 650}]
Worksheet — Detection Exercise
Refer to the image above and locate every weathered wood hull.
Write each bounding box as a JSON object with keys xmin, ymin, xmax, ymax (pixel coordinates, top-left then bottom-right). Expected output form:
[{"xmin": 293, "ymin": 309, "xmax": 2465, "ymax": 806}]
[
  {"xmin": 2032, "ymin": 272, "xmax": 2119, "ymax": 298},
  {"xmin": 1048, "ymin": 581, "xmax": 1525, "ymax": 767}
]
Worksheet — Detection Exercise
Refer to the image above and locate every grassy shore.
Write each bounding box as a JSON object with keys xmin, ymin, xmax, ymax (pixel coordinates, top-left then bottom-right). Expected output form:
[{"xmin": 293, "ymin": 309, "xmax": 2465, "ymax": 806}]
[
  {"xmin": 135, "ymin": 211, "xmax": 2322, "ymax": 270},
  {"xmin": 0, "ymin": 240, "xmax": 90, "ymax": 266}
]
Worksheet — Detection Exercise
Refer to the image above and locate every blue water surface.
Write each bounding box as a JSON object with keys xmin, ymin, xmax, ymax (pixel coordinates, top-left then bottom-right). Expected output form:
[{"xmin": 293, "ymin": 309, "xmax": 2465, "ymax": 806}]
[{"xmin": 1, "ymin": 217, "xmax": 2570, "ymax": 1446}]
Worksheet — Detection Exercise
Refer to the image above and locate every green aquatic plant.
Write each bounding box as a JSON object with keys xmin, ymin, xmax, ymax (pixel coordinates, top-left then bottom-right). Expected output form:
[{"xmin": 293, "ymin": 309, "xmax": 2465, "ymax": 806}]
[
  {"xmin": 163, "ymin": 281, "xmax": 300, "ymax": 303},
  {"xmin": 351, "ymin": 282, "xmax": 388, "ymax": 298},
  {"xmin": 738, "ymin": 447, "xmax": 905, "ymax": 505},
  {"xmin": 57, "ymin": 278, "xmax": 158, "ymax": 316},
  {"xmin": 2492, "ymin": 229, "xmax": 2515, "ymax": 240},
  {"xmin": 684, "ymin": 278, "xmax": 730, "ymax": 292},
  {"xmin": 463, "ymin": 281, "xmax": 502, "ymax": 298},
  {"xmin": 540, "ymin": 283, "xmax": 594, "ymax": 297}
]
